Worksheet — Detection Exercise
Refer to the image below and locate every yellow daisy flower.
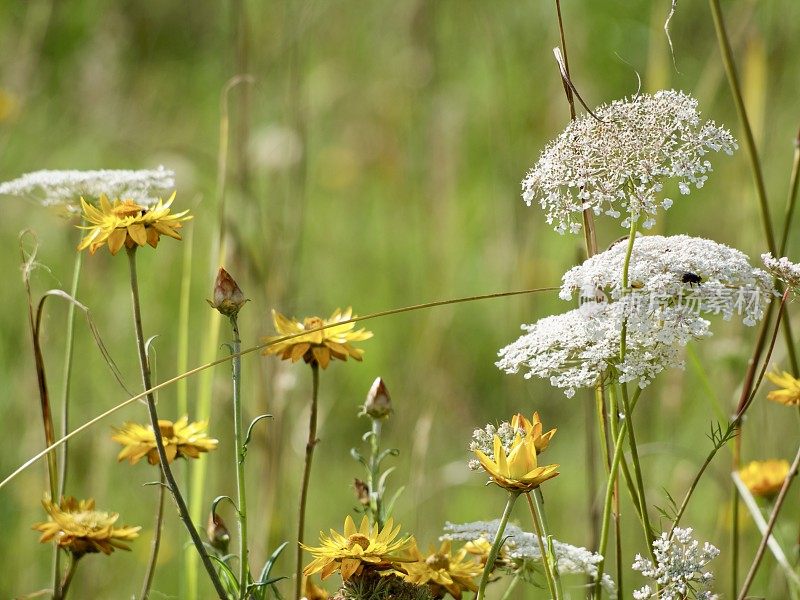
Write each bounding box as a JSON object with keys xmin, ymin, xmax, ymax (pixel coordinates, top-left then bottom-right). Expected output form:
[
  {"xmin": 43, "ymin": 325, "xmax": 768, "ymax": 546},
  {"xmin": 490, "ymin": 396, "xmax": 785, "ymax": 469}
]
[
  {"xmin": 263, "ymin": 307, "xmax": 373, "ymax": 369},
  {"xmin": 510, "ymin": 412, "xmax": 556, "ymax": 454},
  {"xmin": 33, "ymin": 496, "xmax": 140, "ymax": 557},
  {"xmin": 766, "ymin": 370, "xmax": 800, "ymax": 406},
  {"xmin": 111, "ymin": 416, "xmax": 218, "ymax": 465},
  {"xmin": 302, "ymin": 515, "xmax": 412, "ymax": 581},
  {"xmin": 473, "ymin": 431, "xmax": 560, "ymax": 492},
  {"xmin": 77, "ymin": 192, "xmax": 191, "ymax": 255},
  {"xmin": 739, "ymin": 459, "xmax": 790, "ymax": 498},
  {"xmin": 400, "ymin": 540, "xmax": 481, "ymax": 599}
]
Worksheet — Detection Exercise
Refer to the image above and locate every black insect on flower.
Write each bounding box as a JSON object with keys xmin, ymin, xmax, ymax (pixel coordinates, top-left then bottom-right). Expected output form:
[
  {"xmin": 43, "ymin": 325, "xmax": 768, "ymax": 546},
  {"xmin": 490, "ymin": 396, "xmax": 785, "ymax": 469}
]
[{"xmin": 681, "ymin": 272, "xmax": 703, "ymax": 287}]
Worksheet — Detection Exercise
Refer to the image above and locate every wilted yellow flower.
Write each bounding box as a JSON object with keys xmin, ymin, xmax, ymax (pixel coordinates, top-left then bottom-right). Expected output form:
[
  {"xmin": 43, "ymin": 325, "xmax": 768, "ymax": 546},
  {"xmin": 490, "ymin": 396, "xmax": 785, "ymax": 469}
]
[
  {"xmin": 510, "ymin": 412, "xmax": 556, "ymax": 454},
  {"xmin": 33, "ymin": 496, "xmax": 140, "ymax": 557},
  {"xmin": 400, "ymin": 540, "xmax": 481, "ymax": 599},
  {"xmin": 112, "ymin": 416, "xmax": 218, "ymax": 465},
  {"xmin": 263, "ymin": 307, "xmax": 373, "ymax": 369},
  {"xmin": 473, "ymin": 431, "xmax": 559, "ymax": 492},
  {"xmin": 302, "ymin": 515, "xmax": 412, "ymax": 581},
  {"xmin": 766, "ymin": 370, "xmax": 800, "ymax": 406},
  {"xmin": 739, "ymin": 459, "xmax": 790, "ymax": 498},
  {"xmin": 77, "ymin": 192, "xmax": 191, "ymax": 255}
]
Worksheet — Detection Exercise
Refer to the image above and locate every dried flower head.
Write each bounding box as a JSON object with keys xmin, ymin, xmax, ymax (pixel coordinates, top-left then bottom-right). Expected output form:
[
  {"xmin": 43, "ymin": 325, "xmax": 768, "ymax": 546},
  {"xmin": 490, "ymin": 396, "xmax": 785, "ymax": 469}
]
[
  {"xmin": 399, "ymin": 540, "xmax": 481, "ymax": 599},
  {"xmin": 738, "ymin": 459, "xmax": 790, "ymax": 498},
  {"xmin": 632, "ymin": 527, "xmax": 719, "ymax": 600},
  {"xmin": 362, "ymin": 377, "xmax": 392, "ymax": 419},
  {"xmin": 561, "ymin": 235, "xmax": 774, "ymax": 326},
  {"xmin": 522, "ymin": 90, "xmax": 736, "ymax": 234},
  {"xmin": 263, "ymin": 307, "xmax": 373, "ymax": 369},
  {"xmin": 77, "ymin": 193, "xmax": 191, "ymax": 254},
  {"xmin": 443, "ymin": 521, "xmax": 616, "ymax": 597},
  {"xmin": 472, "ymin": 428, "xmax": 559, "ymax": 492},
  {"xmin": 207, "ymin": 511, "xmax": 231, "ymax": 553},
  {"xmin": 0, "ymin": 167, "xmax": 174, "ymax": 212},
  {"xmin": 112, "ymin": 416, "xmax": 218, "ymax": 465},
  {"xmin": 33, "ymin": 496, "xmax": 141, "ymax": 558},
  {"xmin": 765, "ymin": 370, "xmax": 800, "ymax": 406},
  {"xmin": 302, "ymin": 515, "xmax": 412, "ymax": 581},
  {"xmin": 207, "ymin": 267, "xmax": 247, "ymax": 317},
  {"xmin": 762, "ymin": 253, "xmax": 800, "ymax": 293},
  {"xmin": 497, "ymin": 302, "xmax": 710, "ymax": 397}
]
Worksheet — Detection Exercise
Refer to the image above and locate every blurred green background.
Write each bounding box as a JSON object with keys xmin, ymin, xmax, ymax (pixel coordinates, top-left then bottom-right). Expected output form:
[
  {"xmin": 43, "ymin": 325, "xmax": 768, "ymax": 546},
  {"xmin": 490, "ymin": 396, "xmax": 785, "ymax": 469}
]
[{"xmin": 1, "ymin": 0, "xmax": 799, "ymax": 597}]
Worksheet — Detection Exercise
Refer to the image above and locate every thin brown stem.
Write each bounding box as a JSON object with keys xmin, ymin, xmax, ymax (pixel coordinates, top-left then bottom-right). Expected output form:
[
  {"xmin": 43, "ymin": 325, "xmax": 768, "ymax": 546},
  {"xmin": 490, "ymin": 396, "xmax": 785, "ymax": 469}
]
[
  {"xmin": 140, "ymin": 471, "xmax": 166, "ymax": 600},
  {"xmin": 737, "ymin": 443, "xmax": 800, "ymax": 599},
  {"xmin": 126, "ymin": 246, "xmax": 227, "ymax": 599},
  {"xmin": 295, "ymin": 362, "xmax": 320, "ymax": 600}
]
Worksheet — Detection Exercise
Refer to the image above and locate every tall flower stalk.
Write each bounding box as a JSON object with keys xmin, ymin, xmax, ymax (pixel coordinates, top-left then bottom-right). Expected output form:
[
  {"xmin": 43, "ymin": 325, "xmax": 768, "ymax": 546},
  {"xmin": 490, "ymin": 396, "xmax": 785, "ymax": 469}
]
[
  {"xmin": 126, "ymin": 247, "xmax": 227, "ymax": 598},
  {"xmin": 209, "ymin": 267, "xmax": 251, "ymax": 595},
  {"xmin": 263, "ymin": 307, "xmax": 372, "ymax": 599}
]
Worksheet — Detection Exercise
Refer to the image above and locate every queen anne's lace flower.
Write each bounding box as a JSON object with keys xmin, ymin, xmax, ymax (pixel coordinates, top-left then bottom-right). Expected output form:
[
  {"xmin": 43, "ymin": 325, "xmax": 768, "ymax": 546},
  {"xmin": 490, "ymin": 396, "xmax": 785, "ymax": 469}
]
[
  {"xmin": 561, "ymin": 235, "xmax": 774, "ymax": 326},
  {"xmin": 522, "ymin": 90, "xmax": 737, "ymax": 234},
  {"xmin": 496, "ymin": 302, "xmax": 710, "ymax": 396},
  {"xmin": 632, "ymin": 528, "xmax": 719, "ymax": 600},
  {"xmin": 442, "ymin": 520, "xmax": 616, "ymax": 597},
  {"xmin": 762, "ymin": 253, "xmax": 800, "ymax": 293},
  {"xmin": 467, "ymin": 422, "xmax": 525, "ymax": 471},
  {"xmin": 0, "ymin": 167, "xmax": 175, "ymax": 211}
]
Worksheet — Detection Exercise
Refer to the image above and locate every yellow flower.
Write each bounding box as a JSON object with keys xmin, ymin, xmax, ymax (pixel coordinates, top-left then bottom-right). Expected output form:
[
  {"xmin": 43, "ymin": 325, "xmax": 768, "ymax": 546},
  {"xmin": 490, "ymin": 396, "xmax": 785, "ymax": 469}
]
[
  {"xmin": 473, "ymin": 431, "xmax": 559, "ymax": 492},
  {"xmin": 400, "ymin": 540, "xmax": 481, "ymax": 599},
  {"xmin": 510, "ymin": 412, "xmax": 556, "ymax": 454},
  {"xmin": 263, "ymin": 307, "xmax": 373, "ymax": 369},
  {"xmin": 463, "ymin": 538, "xmax": 508, "ymax": 568},
  {"xmin": 739, "ymin": 459, "xmax": 790, "ymax": 498},
  {"xmin": 32, "ymin": 496, "xmax": 140, "ymax": 557},
  {"xmin": 302, "ymin": 515, "xmax": 412, "ymax": 581},
  {"xmin": 766, "ymin": 370, "xmax": 800, "ymax": 406},
  {"xmin": 112, "ymin": 416, "xmax": 218, "ymax": 465},
  {"xmin": 77, "ymin": 192, "xmax": 191, "ymax": 255}
]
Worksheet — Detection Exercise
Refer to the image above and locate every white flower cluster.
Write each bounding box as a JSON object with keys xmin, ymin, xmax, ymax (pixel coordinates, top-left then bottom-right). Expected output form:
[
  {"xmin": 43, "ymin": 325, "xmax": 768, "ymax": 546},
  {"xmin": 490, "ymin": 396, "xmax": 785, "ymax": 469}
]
[
  {"xmin": 521, "ymin": 90, "xmax": 737, "ymax": 234},
  {"xmin": 632, "ymin": 527, "xmax": 719, "ymax": 600},
  {"xmin": 561, "ymin": 235, "xmax": 774, "ymax": 326},
  {"xmin": 497, "ymin": 302, "xmax": 709, "ymax": 397},
  {"xmin": 467, "ymin": 421, "xmax": 525, "ymax": 471},
  {"xmin": 0, "ymin": 166, "xmax": 175, "ymax": 211},
  {"xmin": 497, "ymin": 235, "xmax": 773, "ymax": 395},
  {"xmin": 443, "ymin": 520, "xmax": 616, "ymax": 597},
  {"xmin": 763, "ymin": 252, "xmax": 800, "ymax": 293}
]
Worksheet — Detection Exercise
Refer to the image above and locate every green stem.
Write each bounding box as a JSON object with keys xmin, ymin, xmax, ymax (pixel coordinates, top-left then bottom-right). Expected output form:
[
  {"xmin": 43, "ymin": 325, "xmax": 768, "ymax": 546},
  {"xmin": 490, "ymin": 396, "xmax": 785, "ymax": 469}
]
[
  {"xmin": 53, "ymin": 229, "xmax": 83, "ymax": 600},
  {"xmin": 126, "ymin": 246, "xmax": 227, "ymax": 599},
  {"xmin": 140, "ymin": 470, "xmax": 166, "ymax": 600},
  {"xmin": 498, "ymin": 573, "xmax": 521, "ymax": 600},
  {"xmin": 620, "ymin": 384, "xmax": 654, "ymax": 551},
  {"xmin": 476, "ymin": 491, "xmax": 520, "ymax": 600},
  {"xmin": 58, "ymin": 554, "xmax": 79, "ymax": 599},
  {"xmin": 231, "ymin": 315, "xmax": 249, "ymax": 596},
  {"xmin": 779, "ymin": 128, "xmax": 800, "ymax": 256},
  {"xmin": 368, "ymin": 417, "xmax": 383, "ymax": 528},
  {"xmin": 295, "ymin": 362, "xmax": 320, "ymax": 600},
  {"xmin": 525, "ymin": 492, "xmax": 557, "ymax": 600},
  {"xmin": 533, "ymin": 490, "xmax": 564, "ymax": 599}
]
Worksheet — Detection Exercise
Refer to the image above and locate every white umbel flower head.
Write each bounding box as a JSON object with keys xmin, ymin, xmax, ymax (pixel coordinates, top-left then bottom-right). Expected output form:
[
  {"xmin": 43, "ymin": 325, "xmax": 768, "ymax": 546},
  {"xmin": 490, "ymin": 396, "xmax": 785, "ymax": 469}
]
[
  {"xmin": 762, "ymin": 253, "xmax": 800, "ymax": 294},
  {"xmin": 0, "ymin": 167, "xmax": 175, "ymax": 212},
  {"xmin": 632, "ymin": 527, "xmax": 719, "ymax": 600},
  {"xmin": 443, "ymin": 520, "xmax": 617, "ymax": 597},
  {"xmin": 468, "ymin": 421, "xmax": 525, "ymax": 471},
  {"xmin": 561, "ymin": 235, "xmax": 775, "ymax": 326},
  {"xmin": 522, "ymin": 90, "xmax": 737, "ymax": 234},
  {"xmin": 496, "ymin": 302, "xmax": 710, "ymax": 397}
]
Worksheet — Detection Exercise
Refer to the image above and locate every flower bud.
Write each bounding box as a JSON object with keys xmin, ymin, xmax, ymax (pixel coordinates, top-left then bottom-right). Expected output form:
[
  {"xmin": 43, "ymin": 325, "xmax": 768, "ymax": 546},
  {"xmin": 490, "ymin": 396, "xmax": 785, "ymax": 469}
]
[
  {"xmin": 353, "ymin": 478, "xmax": 370, "ymax": 506},
  {"xmin": 362, "ymin": 377, "xmax": 392, "ymax": 419},
  {"xmin": 206, "ymin": 511, "xmax": 230, "ymax": 553},
  {"xmin": 207, "ymin": 267, "xmax": 246, "ymax": 317}
]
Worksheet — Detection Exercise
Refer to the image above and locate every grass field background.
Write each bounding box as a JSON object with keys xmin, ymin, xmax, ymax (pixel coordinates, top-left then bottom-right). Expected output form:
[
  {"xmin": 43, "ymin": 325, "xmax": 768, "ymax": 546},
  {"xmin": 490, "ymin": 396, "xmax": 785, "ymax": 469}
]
[{"xmin": 1, "ymin": 1, "xmax": 799, "ymax": 597}]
